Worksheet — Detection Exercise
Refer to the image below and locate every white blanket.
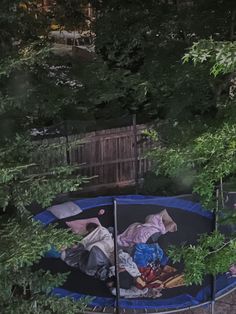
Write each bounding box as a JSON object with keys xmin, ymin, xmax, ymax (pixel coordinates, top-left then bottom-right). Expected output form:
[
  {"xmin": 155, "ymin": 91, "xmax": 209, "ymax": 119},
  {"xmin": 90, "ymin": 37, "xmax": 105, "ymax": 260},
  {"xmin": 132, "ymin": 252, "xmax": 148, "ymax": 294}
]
[{"xmin": 81, "ymin": 226, "xmax": 114, "ymax": 261}]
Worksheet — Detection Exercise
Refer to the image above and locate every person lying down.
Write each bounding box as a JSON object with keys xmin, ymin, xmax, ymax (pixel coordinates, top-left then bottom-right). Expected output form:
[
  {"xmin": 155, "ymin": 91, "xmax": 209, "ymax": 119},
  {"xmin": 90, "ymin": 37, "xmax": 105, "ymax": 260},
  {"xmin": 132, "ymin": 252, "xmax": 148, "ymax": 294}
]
[
  {"xmin": 112, "ymin": 209, "xmax": 185, "ymax": 298},
  {"xmin": 58, "ymin": 209, "xmax": 183, "ymax": 298},
  {"xmin": 61, "ymin": 223, "xmax": 114, "ymax": 281}
]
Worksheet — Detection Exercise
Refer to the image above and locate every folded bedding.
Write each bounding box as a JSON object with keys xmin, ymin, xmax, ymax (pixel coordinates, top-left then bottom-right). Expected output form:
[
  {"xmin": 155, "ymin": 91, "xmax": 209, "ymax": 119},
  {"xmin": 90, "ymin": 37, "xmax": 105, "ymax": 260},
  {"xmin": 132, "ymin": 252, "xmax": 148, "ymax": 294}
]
[
  {"xmin": 62, "ymin": 243, "xmax": 110, "ymax": 280},
  {"xmin": 81, "ymin": 226, "xmax": 114, "ymax": 262}
]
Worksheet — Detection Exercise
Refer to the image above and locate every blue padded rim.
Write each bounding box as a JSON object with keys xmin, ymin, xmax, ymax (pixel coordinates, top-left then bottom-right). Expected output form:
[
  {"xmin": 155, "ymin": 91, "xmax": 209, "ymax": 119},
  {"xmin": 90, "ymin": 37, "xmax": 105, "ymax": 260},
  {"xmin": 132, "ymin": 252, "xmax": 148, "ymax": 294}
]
[
  {"xmin": 216, "ymin": 274, "xmax": 236, "ymax": 298},
  {"xmin": 51, "ymin": 288, "xmax": 115, "ymax": 307},
  {"xmin": 34, "ymin": 210, "xmax": 57, "ymax": 225},
  {"xmin": 115, "ymin": 196, "xmax": 213, "ymax": 219},
  {"xmin": 73, "ymin": 196, "xmax": 113, "ymax": 211}
]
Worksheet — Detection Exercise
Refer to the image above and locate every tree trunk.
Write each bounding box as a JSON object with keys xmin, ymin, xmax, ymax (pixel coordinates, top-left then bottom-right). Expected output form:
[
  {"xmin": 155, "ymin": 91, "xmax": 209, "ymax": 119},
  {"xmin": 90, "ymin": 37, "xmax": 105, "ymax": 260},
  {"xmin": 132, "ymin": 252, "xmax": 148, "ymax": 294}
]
[{"xmin": 230, "ymin": 10, "xmax": 236, "ymax": 41}]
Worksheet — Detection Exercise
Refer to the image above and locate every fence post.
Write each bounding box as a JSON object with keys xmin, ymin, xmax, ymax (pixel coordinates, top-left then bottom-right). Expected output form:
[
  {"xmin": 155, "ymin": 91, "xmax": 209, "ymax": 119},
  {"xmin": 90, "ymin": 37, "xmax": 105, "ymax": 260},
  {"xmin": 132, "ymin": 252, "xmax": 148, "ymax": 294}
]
[
  {"xmin": 133, "ymin": 114, "xmax": 139, "ymax": 194},
  {"xmin": 211, "ymin": 188, "xmax": 219, "ymax": 314},
  {"xmin": 64, "ymin": 120, "xmax": 71, "ymax": 165}
]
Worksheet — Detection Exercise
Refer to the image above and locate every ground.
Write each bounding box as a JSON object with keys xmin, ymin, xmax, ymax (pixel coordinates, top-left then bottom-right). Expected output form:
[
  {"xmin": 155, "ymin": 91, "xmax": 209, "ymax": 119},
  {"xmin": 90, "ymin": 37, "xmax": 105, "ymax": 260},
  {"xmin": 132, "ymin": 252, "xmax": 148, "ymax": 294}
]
[{"xmin": 183, "ymin": 290, "xmax": 236, "ymax": 314}]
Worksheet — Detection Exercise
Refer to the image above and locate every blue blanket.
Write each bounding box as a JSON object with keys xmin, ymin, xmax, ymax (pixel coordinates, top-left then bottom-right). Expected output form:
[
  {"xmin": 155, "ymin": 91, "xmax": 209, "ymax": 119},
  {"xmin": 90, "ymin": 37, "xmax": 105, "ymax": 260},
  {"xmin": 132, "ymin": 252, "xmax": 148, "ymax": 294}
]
[{"xmin": 133, "ymin": 243, "xmax": 166, "ymax": 267}]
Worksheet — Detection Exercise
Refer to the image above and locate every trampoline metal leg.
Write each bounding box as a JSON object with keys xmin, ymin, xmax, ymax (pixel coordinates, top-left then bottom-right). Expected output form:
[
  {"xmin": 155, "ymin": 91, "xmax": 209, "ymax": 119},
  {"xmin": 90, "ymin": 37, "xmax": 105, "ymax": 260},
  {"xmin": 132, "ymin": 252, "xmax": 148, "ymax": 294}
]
[
  {"xmin": 211, "ymin": 301, "xmax": 215, "ymax": 314},
  {"xmin": 116, "ymin": 307, "xmax": 120, "ymax": 314}
]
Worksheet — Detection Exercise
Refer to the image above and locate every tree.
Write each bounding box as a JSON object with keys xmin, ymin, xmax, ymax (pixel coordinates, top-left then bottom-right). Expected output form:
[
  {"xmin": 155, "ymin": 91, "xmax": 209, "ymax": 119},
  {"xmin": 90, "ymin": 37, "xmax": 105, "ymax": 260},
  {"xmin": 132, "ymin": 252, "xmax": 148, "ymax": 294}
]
[
  {"xmin": 0, "ymin": 215, "xmax": 90, "ymax": 314},
  {"xmin": 0, "ymin": 1, "xmax": 91, "ymax": 312},
  {"xmin": 147, "ymin": 37, "xmax": 236, "ymax": 285},
  {"xmin": 0, "ymin": 131, "xmax": 91, "ymax": 313},
  {"xmin": 55, "ymin": 0, "xmax": 92, "ymax": 35},
  {"xmin": 0, "ymin": 134, "xmax": 90, "ymax": 211},
  {"xmin": 0, "ymin": 0, "xmax": 98, "ymax": 131},
  {"xmin": 148, "ymin": 38, "xmax": 236, "ymax": 205},
  {"xmin": 94, "ymin": 0, "xmax": 236, "ymax": 120},
  {"xmin": 93, "ymin": 0, "xmax": 236, "ymax": 287}
]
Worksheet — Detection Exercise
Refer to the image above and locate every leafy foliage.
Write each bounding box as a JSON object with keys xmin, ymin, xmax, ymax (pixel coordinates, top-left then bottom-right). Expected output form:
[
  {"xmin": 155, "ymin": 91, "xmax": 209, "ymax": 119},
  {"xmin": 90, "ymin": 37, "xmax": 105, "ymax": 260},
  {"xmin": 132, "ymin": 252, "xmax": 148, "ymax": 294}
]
[
  {"xmin": 2, "ymin": 294, "xmax": 89, "ymax": 314},
  {"xmin": 0, "ymin": 216, "xmax": 81, "ymax": 269},
  {"xmin": 55, "ymin": 0, "xmax": 92, "ymax": 32},
  {"xmin": 0, "ymin": 134, "xmax": 89, "ymax": 211},
  {"xmin": 168, "ymin": 231, "xmax": 236, "ymax": 285},
  {"xmin": 0, "ymin": 1, "xmax": 99, "ymax": 313},
  {"xmin": 0, "ymin": 0, "xmax": 96, "ymax": 129},
  {"xmin": 0, "ymin": 3, "xmax": 91, "ymax": 310},
  {"xmin": 94, "ymin": 0, "xmax": 236, "ymax": 121},
  {"xmin": 0, "ymin": 131, "xmax": 90, "ymax": 312},
  {"xmin": 0, "ymin": 41, "xmax": 51, "ymax": 78},
  {"xmin": 0, "ymin": 215, "xmax": 90, "ymax": 313},
  {"xmin": 3, "ymin": 1, "xmax": 233, "ymax": 127},
  {"xmin": 146, "ymin": 7, "xmax": 236, "ymax": 285},
  {"xmin": 183, "ymin": 39, "xmax": 236, "ymax": 77},
  {"xmin": 147, "ymin": 123, "xmax": 236, "ymax": 207}
]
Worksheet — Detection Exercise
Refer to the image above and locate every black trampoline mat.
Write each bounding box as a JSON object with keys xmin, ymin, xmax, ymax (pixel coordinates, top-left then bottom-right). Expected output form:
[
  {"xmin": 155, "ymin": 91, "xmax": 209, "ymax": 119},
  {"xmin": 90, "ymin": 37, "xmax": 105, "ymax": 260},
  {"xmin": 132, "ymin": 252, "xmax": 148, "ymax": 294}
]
[
  {"xmin": 36, "ymin": 258, "xmax": 113, "ymax": 297},
  {"xmin": 35, "ymin": 205, "xmax": 114, "ymax": 297},
  {"xmin": 116, "ymin": 203, "xmax": 214, "ymax": 301},
  {"xmin": 34, "ymin": 200, "xmax": 214, "ymax": 301}
]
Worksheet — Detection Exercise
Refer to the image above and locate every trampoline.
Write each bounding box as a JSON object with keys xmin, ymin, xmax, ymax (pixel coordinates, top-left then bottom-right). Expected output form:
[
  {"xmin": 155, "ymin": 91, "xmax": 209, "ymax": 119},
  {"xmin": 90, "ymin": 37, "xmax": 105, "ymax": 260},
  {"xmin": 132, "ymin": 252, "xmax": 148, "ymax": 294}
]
[{"xmin": 33, "ymin": 195, "xmax": 236, "ymax": 313}]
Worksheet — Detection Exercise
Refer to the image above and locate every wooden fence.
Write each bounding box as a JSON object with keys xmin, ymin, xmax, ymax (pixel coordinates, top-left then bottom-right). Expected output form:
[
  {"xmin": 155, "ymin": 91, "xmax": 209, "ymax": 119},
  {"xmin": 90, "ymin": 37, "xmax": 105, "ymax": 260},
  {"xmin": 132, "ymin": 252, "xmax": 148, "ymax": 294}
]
[{"xmin": 35, "ymin": 124, "xmax": 153, "ymax": 191}]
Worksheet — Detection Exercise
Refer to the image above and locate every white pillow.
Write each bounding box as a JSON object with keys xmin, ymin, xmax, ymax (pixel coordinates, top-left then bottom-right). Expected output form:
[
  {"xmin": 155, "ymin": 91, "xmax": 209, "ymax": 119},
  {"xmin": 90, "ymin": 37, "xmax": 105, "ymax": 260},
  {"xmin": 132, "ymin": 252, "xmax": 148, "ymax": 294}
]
[{"xmin": 47, "ymin": 202, "xmax": 82, "ymax": 219}]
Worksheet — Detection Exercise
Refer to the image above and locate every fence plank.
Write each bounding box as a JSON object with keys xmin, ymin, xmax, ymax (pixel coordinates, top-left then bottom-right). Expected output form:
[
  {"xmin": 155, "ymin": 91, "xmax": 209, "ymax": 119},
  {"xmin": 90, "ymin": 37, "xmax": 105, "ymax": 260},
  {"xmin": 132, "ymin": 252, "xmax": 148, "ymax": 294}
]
[{"xmin": 34, "ymin": 124, "xmax": 153, "ymax": 191}]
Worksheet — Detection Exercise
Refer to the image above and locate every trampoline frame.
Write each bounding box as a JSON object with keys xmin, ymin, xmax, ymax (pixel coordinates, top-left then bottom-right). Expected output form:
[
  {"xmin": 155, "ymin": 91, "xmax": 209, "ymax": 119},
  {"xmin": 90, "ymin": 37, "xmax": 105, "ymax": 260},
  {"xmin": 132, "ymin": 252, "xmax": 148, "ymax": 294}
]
[
  {"xmin": 84, "ymin": 287, "xmax": 236, "ymax": 314},
  {"xmin": 34, "ymin": 194, "xmax": 236, "ymax": 314}
]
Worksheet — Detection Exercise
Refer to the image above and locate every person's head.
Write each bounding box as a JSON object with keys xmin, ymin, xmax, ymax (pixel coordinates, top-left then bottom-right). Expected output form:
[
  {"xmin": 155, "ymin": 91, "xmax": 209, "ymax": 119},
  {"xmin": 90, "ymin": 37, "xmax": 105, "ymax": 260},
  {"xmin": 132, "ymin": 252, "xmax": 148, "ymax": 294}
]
[{"xmin": 86, "ymin": 222, "xmax": 98, "ymax": 234}]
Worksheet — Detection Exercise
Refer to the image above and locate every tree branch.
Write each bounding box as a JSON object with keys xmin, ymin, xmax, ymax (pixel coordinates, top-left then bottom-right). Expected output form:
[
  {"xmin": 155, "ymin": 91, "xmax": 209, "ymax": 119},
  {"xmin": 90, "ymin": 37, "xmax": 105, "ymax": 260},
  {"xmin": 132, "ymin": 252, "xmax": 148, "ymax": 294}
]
[{"xmin": 205, "ymin": 238, "xmax": 236, "ymax": 257}]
